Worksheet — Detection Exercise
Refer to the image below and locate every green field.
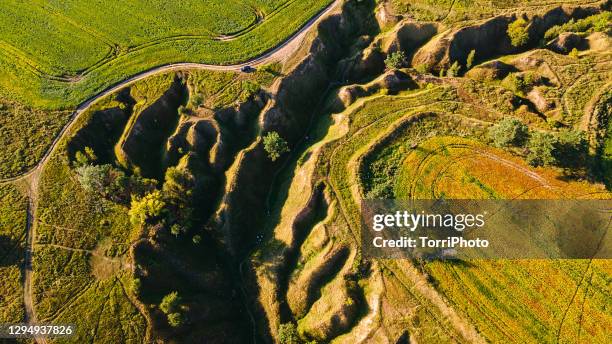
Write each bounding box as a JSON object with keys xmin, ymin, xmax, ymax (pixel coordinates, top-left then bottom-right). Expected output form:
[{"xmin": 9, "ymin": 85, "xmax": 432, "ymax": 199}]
[{"xmin": 0, "ymin": 0, "xmax": 332, "ymax": 109}]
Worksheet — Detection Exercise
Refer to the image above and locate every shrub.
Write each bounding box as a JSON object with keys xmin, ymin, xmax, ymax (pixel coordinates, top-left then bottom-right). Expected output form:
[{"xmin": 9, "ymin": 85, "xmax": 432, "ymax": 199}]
[
  {"xmin": 507, "ymin": 18, "xmax": 529, "ymax": 47},
  {"xmin": 129, "ymin": 190, "xmax": 166, "ymax": 225},
  {"xmin": 76, "ymin": 164, "xmax": 111, "ymax": 195},
  {"xmin": 415, "ymin": 63, "xmax": 430, "ymax": 74},
  {"xmin": 554, "ymin": 130, "xmax": 588, "ymax": 167},
  {"xmin": 160, "ymin": 291, "xmax": 181, "ymax": 314},
  {"xmin": 167, "ymin": 312, "xmax": 184, "ymax": 328},
  {"xmin": 466, "ymin": 49, "xmax": 476, "ymax": 69},
  {"xmin": 263, "ymin": 131, "xmax": 290, "ymax": 161},
  {"xmin": 278, "ymin": 323, "xmax": 300, "ymax": 344},
  {"xmin": 544, "ymin": 12, "xmax": 612, "ymax": 40},
  {"xmin": 569, "ymin": 48, "xmax": 579, "ymax": 58},
  {"xmin": 192, "ymin": 234, "xmax": 202, "ymax": 244},
  {"xmin": 446, "ymin": 61, "xmax": 461, "ymax": 77},
  {"xmin": 501, "ymin": 72, "xmax": 535, "ymax": 95},
  {"xmin": 74, "ymin": 147, "xmax": 97, "ymax": 167},
  {"xmin": 526, "ymin": 131, "xmax": 556, "ymax": 167},
  {"xmin": 488, "ymin": 117, "xmax": 529, "ymax": 147},
  {"xmin": 385, "ymin": 51, "xmax": 407, "ymax": 69}
]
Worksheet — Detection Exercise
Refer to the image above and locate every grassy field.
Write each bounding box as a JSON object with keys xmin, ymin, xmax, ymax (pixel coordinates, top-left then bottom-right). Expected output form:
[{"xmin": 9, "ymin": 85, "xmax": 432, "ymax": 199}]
[
  {"xmin": 0, "ymin": 0, "xmax": 331, "ymax": 109},
  {"xmin": 0, "ymin": 184, "xmax": 27, "ymax": 324}
]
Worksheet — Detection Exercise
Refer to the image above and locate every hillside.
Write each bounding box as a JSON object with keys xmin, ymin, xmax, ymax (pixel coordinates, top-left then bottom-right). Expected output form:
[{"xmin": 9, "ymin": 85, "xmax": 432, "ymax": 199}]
[{"xmin": 0, "ymin": 0, "xmax": 610, "ymax": 343}]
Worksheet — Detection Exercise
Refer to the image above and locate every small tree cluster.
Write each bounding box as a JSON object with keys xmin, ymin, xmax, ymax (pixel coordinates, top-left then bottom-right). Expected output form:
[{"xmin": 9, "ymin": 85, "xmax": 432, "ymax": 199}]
[
  {"xmin": 129, "ymin": 190, "xmax": 166, "ymax": 225},
  {"xmin": 488, "ymin": 117, "xmax": 529, "ymax": 147},
  {"xmin": 489, "ymin": 118, "xmax": 588, "ymax": 168},
  {"xmin": 384, "ymin": 51, "xmax": 407, "ymax": 70},
  {"xmin": 501, "ymin": 72, "xmax": 536, "ymax": 96},
  {"xmin": 507, "ymin": 18, "xmax": 530, "ymax": 47},
  {"xmin": 160, "ymin": 291, "xmax": 184, "ymax": 328},
  {"xmin": 263, "ymin": 131, "xmax": 290, "ymax": 161}
]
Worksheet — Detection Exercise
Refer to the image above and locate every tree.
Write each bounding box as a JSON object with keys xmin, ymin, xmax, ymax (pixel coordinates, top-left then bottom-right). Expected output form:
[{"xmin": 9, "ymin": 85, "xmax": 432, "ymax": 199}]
[
  {"xmin": 160, "ymin": 291, "xmax": 181, "ymax": 314},
  {"xmin": 76, "ymin": 164, "xmax": 111, "ymax": 195},
  {"xmin": 554, "ymin": 130, "xmax": 588, "ymax": 167},
  {"xmin": 446, "ymin": 61, "xmax": 461, "ymax": 77},
  {"xmin": 507, "ymin": 18, "xmax": 530, "ymax": 47},
  {"xmin": 466, "ymin": 49, "xmax": 476, "ymax": 69},
  {"xmin": 263, "ymin": 131, "xmax": 290, "ymax": 161},
  {"xmin": 488, "ymin": 117, "xmax": 529, "ymax": 147},
  {"xmin": 384, "ymin": 51, "xmax": 407, "ymax": 70},
  {"xmin": 167, "ymin": 312, "xmax": 184, "ymax": 328},
  {"xmin": 568, "ymin": 47, "xmax": 579, "ymax": 58},
  {"xmin": 74, "ymin": 146, "xmax": 97, "ymax": 167},
  {"xmin": 170, "ymin": 224, "xmax": 186, "ymax": 237},
  {"xmin": 526, "ymin": 131, "xmax": 556, "ymax": 167},
  {"xmin": 129, "ymin": 190, "xmax": 166, "ymax": 225},
  {"xmin": 192, "ymin": 234, "xmax": 202, "ymax": 244},
  {"xmin": 278, "ymin": 323, "xmax": 301, "ymax": 344}
]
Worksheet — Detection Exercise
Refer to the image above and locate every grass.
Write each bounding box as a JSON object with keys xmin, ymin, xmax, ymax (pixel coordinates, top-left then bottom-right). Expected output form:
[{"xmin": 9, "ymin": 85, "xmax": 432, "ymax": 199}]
[
  {"xmin": 0, "ymin": 184, "xmax": 27, "ymax": 323},
  {"xmin": 0, "ymin": 0, "xmax": 332, "ymax": 109},
  {"xmin": 0, "ymin": 98, "xmax": 71, "ymax": 179}
]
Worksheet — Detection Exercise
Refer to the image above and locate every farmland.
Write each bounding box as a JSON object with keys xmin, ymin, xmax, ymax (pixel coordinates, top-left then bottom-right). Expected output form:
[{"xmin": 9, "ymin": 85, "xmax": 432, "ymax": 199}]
[{"xmin": 0, "ymin": 0, "xmax": 611, "ymax": 343}]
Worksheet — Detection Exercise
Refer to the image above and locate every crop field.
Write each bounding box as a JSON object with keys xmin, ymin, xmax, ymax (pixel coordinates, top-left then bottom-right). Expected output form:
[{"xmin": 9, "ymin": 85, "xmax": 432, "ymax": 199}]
[{"xmin": 0, "ymin": 0, "xmax": 332, "ymax": 109}]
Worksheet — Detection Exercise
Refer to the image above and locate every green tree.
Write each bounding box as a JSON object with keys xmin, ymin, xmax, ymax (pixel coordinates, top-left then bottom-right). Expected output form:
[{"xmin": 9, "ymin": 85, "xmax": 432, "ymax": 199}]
[
  {"xmin": 568, "ymin": 47, "xmax": 579, "ymax": 58},
  {"xmin": 170, "ymin": 224, "xmax": 186, "ymax": 237},
  {"xmin": 384, "ymin": 51, "xmax": 407, "ymax": 69},
  {"xmin": 278, "ymin": 323, "xmax": 300, "ymax": 344},
  {"xmin": 446, "ymin": 61, "xmax": 461, "ymax": 77},
  {"xmin": 76, "ymin": 164, "xmax": 110, "ymax": 195},
  {"xmin": 526, "ymin": 131, "xmax": 556, "ymax": 167},
  {"xmin": 167, "ymin": 312, "xmax": 184, "ymax": 328},
  {"xmin": 263, "ymin": 131, "xmax": 290, "ymax": 161},
  {"xmin": 192, "ymin": 234, "xmax": 202, "ymax": 244},
  {"xmin": 488, "ymin": 117, "xmax": 529, "ymax": 147},
  {"xmin": 160, "ymin": 291, "xmax": 181, "ymax": 314},
  {"xmin": 554, "ymin": 130, "xmax": 588, "ymax": 167},
  {"xmin": 507, "ymin": 18, "xmax": 530, "ymax": 47},
  {"xmin": 466, "ymin": 49, "xmax": 476, "ymax": 69},
  {"xmin": 129, "ymin": 190, "xmax": 166, "ymax": 225},
  {"xmin": 74, "ymin": 146, "xmax": 97, "ymax": 167}
]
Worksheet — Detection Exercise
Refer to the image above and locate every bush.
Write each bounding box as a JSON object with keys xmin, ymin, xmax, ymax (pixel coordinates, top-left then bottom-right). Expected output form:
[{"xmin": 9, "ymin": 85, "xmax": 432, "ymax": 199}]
[
  {"xmin": 385, "ymin": 51, "xmax": 407, "ymax": 69},
  {"xmin": 488, "ymin": 117, "xmax": 529, "ymax": 147},
  {"xmin": 544, "ymin": 12, "xmax": 612, "ymax": 40},
  {"xmin": 507, "ymin": 18, "xmax": 529, "ymax": 47},
  {"xmin": 76, "ymin": 164, "xmax": 111, "ymax": 195},
  {"xmin": 501, "ymin": 72, "xmax": 535, "ymax": 96},
  {"xmin": 569, "ymin": 48, "xmax": 579, "ymax": 58},
  {"xmin": 414, "ymin": 63, "xmax": 430, "ymax": 74},
  {"xmin": 466, "ymin": 49, "xmax": 476, "ymax": 69},
  {"xmin": 129, "ymin": 190, "xmax": 166, "ymax": 225},
  {"xmin": 554, "ymin": 130, "xmax": 588, "ymax": 167},
  {"xmin": 278, "ymin": 323, "xmax": 300, "ymax": 344},
  {"xmin": 526, "ymin": 131, "xmax": 556, "ymax": 167},
  {"xmin": 263, "ymin": 131, "xmax": 290, "ymax": 161},
  {"xmin": 446, "ymin": 61, "xmax": 461, "ymax": 77},
  {"xmin": 167, "ymin": 312, "xmax": 184, "ymax": 327},
  {"xmin": 192, "ymin": 234, "xmax": 202, "ymax": 244},
  {"xmin": 160, "ymin": 291, "xmax": 181, "ymax": 314}
]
